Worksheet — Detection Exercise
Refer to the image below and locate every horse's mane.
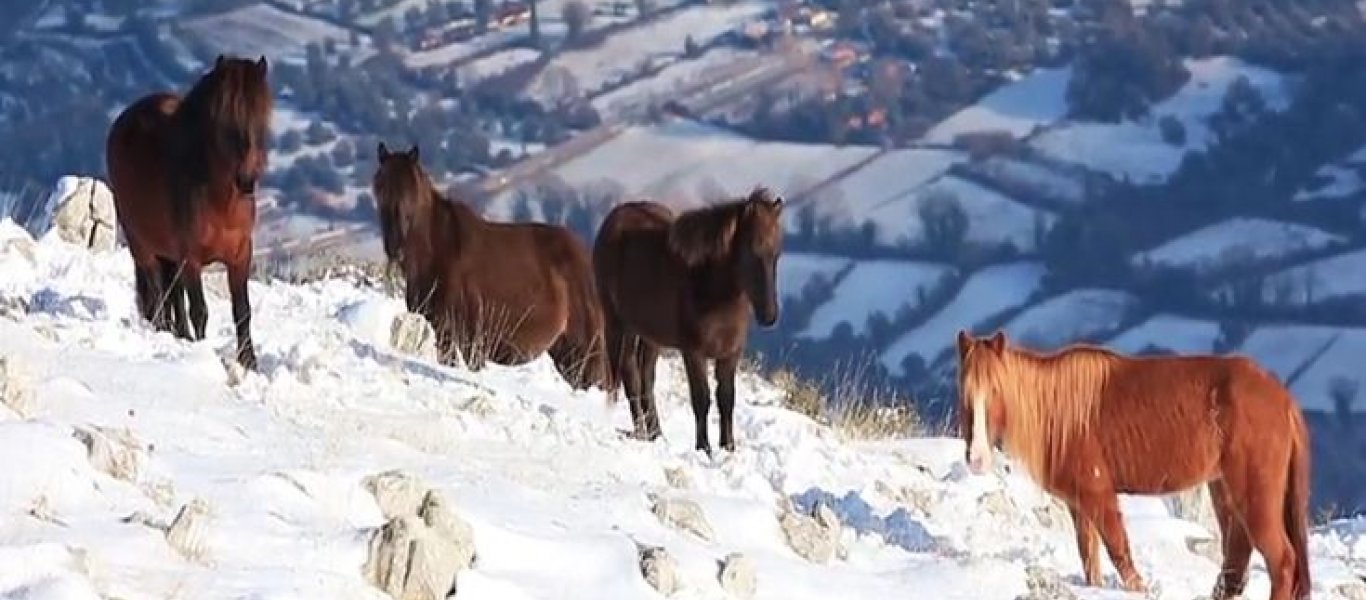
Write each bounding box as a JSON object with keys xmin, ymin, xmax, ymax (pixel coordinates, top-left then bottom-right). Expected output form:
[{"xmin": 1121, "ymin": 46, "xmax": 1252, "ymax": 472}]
[
  {"xmin": 667, "ymin": 187, "xmax": 776, "ymax": 266},
  {"xmin": 174, "ymin": 56, "xmax": 273, "ymax": 184},
  {"xmin": 985, "ymin": 342, "xmax": 1116, "ymax": 483}
]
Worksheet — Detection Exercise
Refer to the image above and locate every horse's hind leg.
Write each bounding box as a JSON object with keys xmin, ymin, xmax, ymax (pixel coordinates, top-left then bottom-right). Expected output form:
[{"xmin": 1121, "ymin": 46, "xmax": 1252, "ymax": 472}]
[
  {"xmin": 1209, "ymin": 480, "xmax": 1253, "ymax": 600},
  {"xmin": 636, "ymin": 341, "xmax": 661, "ymax": 440},
  {"xmin": 1068, "ymin": 504, "xmax": 1103, "ymax": 587},
  {"xmin": 1229, "ymin": 464, "xmax": 1297, "ymax": 600},
  {"xmin": 158, "ymin": 259, "xmax": 191, "ymax": 340}
]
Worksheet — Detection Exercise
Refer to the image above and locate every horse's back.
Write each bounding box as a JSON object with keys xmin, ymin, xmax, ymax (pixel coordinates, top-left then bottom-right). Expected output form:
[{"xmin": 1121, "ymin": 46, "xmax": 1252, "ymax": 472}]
[
  {"xmin": 106, "ymin": 92, "xmax": 181, "ymax": 248},
  {"xmin": 1099, "ymin": 352, "xmax": 1299, "ymax": 492}
]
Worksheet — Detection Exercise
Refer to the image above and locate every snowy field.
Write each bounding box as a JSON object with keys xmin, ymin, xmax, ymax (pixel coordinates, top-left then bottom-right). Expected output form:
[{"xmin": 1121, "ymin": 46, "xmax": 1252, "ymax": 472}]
[
  {"xmin": 1130, "ymin": 217, "xmax": 1346, "ymax": 276},
  {"xmin": 182, "ymin": 3, "xmax": 366, "ymax": 66},
  {"xmin": 1295, "ymin": 144, "xmax": 1366, "ymax": 202},
  {"xmin": 971, "ymin": 157, "xmax": 1088, "ymax": 206},
  {"xmin": 880, "ymin": 262, "xmax": 1048, "ymax": 375},
  {"xmin": 1105, "ymin": 314, "xmax": 1222, "ymax": 356},
  {"xmin": 797, "ymin": 149, "xmax": 966, "ymax": 231},
  {"xmin": 857, "ymin": 176, "xmax": 1055, "ymax": 252},
  {"xmin": 452, "ymin": 48, "xmax": 543, "ymax": 85},
  {"xmin": 1031, "ymin": 56, "xmax": 1292, "ymax": 184},
  {"xmin": 540, "ymin": 119, "xmax": 878, "ymax": 207},
  {"xmin": 920, "ymin": 67, "xmax": 1073, "ymax": 145},
  {"xmin": 1237, "ymin": 325, "xmax": 1366, "ymax": 413},
  {"xmin": 1000, "ymin": 289, "xmax": 1140, "ymax": 351},
  {"xmin": 523, "ymin": 2, "xmax": 769, "ymax": 103},
  {"xmin": 777, "ymin": 253, "xmax": 850, "ymax": 304},
  {"xmin": 798, "ymin": 261, "xmax": 955, "ymax": 340},
  {"xmin": 590, "ymin": 47, "xmax": 760, "ymax": 116},
  {"xmin": 1223, "ymin": 248, "xmax": 1366, "ymax": 308},
  {"xmin": 1, "ymin": 220, "xmax": 1364, "ymax": 599}
]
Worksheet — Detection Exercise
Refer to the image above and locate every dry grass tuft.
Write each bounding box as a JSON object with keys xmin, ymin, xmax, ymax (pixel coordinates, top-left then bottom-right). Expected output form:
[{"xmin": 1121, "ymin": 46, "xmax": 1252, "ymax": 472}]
[{"xmin": 768, "ymin": 364, "xmax": 922, "ymax": 441}]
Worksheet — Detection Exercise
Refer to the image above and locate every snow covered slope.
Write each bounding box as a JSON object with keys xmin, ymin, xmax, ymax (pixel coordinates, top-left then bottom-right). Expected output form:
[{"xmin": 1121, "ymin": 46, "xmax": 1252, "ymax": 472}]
[{"xmin": 0, "ymin": 220, "xmax": 1363, "ymax": 600}]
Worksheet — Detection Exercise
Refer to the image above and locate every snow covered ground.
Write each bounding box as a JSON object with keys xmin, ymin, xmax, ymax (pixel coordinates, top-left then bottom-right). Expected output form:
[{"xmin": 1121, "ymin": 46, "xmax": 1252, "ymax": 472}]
[
  {"xmin": 777, "ymin": 252, "xmax": 850, "ymax": 304},
  {"xmin": 1221, "ymin": 248, "xmax": 1366, "ymax": 308},
  {"xmin": 590, "ymin": 47, "xmax": 760, "ymax": 116},
  {"xmin": 1000, "ymin": 289, "xmax": 1140, "ymax": 351},
  {"xmin": 1105, "ymin": 314, "xmax": 1222, "ymax": 356},
  {"xmin": 1031, "ymin": 56, "xmax": 1292, "ymax": 185},
  {"xmin": 857, "ymin": 176, "xmax": 1055, "ymax": 252},
  {"xmin": 1, "ymin": 221, "xmax": 1364, "ymax": 600},
  {"xmin": 921, "ymin": 67, "xmax": 1073, "ymax": 145},
  {"xmin": 182, "ymin": 3, "xmax": 368, "ymax": 66},
  {"xmin": 798, "ymin": 260, "xmax": 955, "ymax": 340},
  {"xmin": 880, "ymin": 262, "xmax": 1048, "ymax": 375},
  {"xmin": 523, "ymin": 3, "xmax": 769, "ymax": 103},
  {"xmin": 1130, "ymin": 217, "xmax": 1346, "ymax": 276},
  {"xmin": 1237, "ymin": 325, "xmax": 1366, "ymax": 413}
]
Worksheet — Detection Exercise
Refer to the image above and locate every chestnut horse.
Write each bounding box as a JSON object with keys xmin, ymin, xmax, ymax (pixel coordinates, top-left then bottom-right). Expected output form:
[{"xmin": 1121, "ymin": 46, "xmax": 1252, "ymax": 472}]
[
  {"xmin": 371, "ymin": 143, "xmax": 609, "ymax": 391},
  {"xmin": 955, "ymin": 330, "xmax": 1312, "ymax": 600},
  {"xmin": 593, "ymin": 189, "xmax": 783, "ymax": 454},
  {"xmin": 106, "ymin": 55, "xmax": 273, "ymax": 369}
]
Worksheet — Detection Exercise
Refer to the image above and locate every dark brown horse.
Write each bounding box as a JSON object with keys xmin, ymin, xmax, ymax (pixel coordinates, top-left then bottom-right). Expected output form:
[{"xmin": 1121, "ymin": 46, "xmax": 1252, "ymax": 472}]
[
  {"xmin": 106, "ymin": 55, "xmax": 273, "ymax": 369},
  {"xmin": 371, "ymin": 143, "xmax": 609, "ymax": 391},
  {"xmin": 593, "ymin": 189, "xmax": 783, "ymax": 454},
  {"xmin": 956, "ymin": 330, "xmax": 1312, "ymax": 600}
]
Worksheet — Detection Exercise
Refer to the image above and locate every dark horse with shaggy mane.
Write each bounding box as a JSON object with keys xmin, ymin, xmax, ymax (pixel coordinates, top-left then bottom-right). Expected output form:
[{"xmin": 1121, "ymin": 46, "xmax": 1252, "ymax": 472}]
[
  {"xmin": 593, "ymin": 190, "xmax": 783, "ymax": 454},
  {"xmin": 106, "ymin": 55, "xmax": 273, "ymax": 369},
  {"xmin": 956, "ymin": 330, "xmax": 1312, "ymax": 600},
  {"xmin": 371, "ymin": 143, "xmax": 609, "ymax": 391}
]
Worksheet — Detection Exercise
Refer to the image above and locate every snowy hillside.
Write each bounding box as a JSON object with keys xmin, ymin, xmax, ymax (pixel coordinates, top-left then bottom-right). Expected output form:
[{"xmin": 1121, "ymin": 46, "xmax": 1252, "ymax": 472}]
[{"xmin": 3, "ymin": 222, "xmax": 1366, "ymax": 599}]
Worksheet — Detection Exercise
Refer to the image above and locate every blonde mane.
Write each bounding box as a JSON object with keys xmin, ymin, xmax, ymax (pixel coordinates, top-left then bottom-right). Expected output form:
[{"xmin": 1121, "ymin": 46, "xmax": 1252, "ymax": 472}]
[{"xmin": 988, "ymin": 343, "xmax": 1115, "ymax": 483}]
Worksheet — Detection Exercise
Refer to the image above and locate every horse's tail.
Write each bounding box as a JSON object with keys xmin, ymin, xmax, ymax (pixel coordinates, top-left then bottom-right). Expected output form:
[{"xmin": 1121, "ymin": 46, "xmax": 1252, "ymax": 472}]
[
  {"xmin": 1284, "ymin": 406, "xmax": 1312, "ymax": 599},
  {"xmin": 559, "ymin": 234, "xmax": 616, "ymax": 399}
]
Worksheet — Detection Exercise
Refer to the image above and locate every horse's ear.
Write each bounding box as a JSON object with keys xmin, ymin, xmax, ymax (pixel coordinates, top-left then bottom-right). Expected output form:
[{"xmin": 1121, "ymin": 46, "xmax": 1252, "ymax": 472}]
[
  {"xmin": 215, "ymin": 54, "xmax": 226, "ymax": 68},
  {"xmin": 956, "ymin": 329, "xmax": 972, "ymax": 358},
  {"xmin": 377, "ymin": 142, "xmax": 390, "ymax": 160},
  {"xmin": 987, "ymin": 330, "xmax": 1006, "ymax": 354},
  {"xmin": 409, "ymin": 145, "xmax": 420, "ymax": 161},
  {"xmin": 256, "ymin": 55, "xmax": 269, "ymax": 74}
]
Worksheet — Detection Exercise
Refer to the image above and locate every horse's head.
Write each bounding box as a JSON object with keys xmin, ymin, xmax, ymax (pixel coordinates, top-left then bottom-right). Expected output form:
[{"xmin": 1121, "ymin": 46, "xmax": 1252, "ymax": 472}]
[
  {"xmin": 372, "ymin": 142, "xmax": 429, "ymax": 265},
  {"xmin": 202, "ymin": 54, "xmax": 272, "ymax": 194},
  {"xmin": 735, "ymin": 187, "xmax": 784, "ymax": 327},
  {"xmin": 956, "ymin": 329, "xmax": 1009, "ymax": 475},
  {"xmin": 667, "ymin": 187, "xmax": 784, "ymax": 326}
]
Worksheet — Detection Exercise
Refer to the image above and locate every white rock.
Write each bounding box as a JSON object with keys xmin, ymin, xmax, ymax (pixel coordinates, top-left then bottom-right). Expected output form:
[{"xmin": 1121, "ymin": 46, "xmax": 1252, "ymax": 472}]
[
  {"xmin": 165, "ymin": 498, "xmax": 212, "ymax": 562},
  {"xmin": 638, "ymin": 545, "xmax": 679, "ymax": 596},
  {"xmin": 363, "ymin": 514, "xmax": 470, "ymax": 600},
  {"xmin": 390, "ymin": 312, "xmax": 438, "ymax": 361},
  {"xmin": 718, "ymin": 552, "xmax": 757, "ymax": 599},
  {"xmin": 651, "ymin": 495, "xmax": 715, "ymax": 542},
  {"xmin": 0, "ymin": 355, "xmax": 36, "ymax": 418},
  {"xmin": 418, "ymin": 490, "xmax": 477, "ymax": 571},
  {"xmin": 43, "ymin": 176, "xmax": 116, "ymax": 253},
  {"xmin": 71, "ymin": 424, "xmax": 145, "ymax": 482},
  {"xmin": 777, "ymin": 501, "xmax": 840, "ymax": 564},
  {"xmin": 363, "ymin": 469, "xmax": 431, "ymax": 520}
]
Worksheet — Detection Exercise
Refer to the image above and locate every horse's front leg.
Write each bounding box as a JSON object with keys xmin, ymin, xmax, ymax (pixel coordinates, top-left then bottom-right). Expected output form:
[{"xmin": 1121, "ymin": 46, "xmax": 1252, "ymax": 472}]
[
  {"xmin": 225, "ymin": 252, "xmax": 258, "ymax": 370},
  {"xmin": 1076, "ymin": 487, "xmax": 1145, "ymax": 593},
  {"xmin": 1068, "ymin": 504, "xmax": 1103, "ymax": 587},
  {"xmin": 715, "ymin": 353, "xmax": 739, "ymax": 453},
  {"xmin": 176, "ymin": 260, "xmax": 208, "ymax": 341},
  {"xmin": 681, "ymin": 351, "xmax": 712, "ymax": 454}
]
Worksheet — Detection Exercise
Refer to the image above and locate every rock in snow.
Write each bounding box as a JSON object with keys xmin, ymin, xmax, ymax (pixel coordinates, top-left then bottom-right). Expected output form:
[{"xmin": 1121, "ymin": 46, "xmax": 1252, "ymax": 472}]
[{"xmin": 43, "ymin": 176, "xmax": 116, "ymax": 253}]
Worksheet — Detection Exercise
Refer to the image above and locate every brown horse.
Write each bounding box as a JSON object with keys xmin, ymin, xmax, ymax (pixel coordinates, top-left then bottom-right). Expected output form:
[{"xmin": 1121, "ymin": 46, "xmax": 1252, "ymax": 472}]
[
  {"xmin": 955, "ymin": 330, "xmax": 1312, "ymax": 600},
  {"xmin": 106, "ymin": 54, "xmax": 273, "ymax": 369},
  {"xmin": 371, "ymin": 143, "xmax": 609, "ymax": 391},
  {"xmin": 593, "ymin": 189, "xmax": 783, "ymax": 455}
]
